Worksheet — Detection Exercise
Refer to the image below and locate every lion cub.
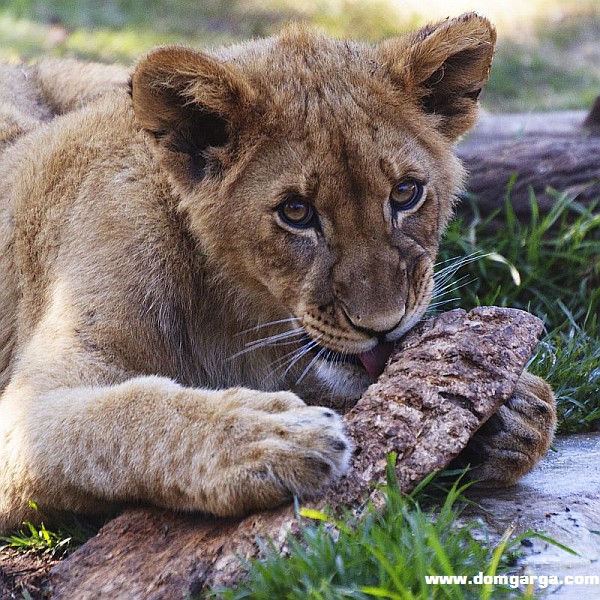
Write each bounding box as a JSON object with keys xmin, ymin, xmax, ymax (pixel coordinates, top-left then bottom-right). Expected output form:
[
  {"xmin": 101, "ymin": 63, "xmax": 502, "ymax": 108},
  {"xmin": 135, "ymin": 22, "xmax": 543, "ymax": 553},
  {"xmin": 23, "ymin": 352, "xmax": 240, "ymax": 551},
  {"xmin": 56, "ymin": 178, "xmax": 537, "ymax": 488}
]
[{"xmin": 0, "ymin": 14, "xmax": 555, "ymax": 530}]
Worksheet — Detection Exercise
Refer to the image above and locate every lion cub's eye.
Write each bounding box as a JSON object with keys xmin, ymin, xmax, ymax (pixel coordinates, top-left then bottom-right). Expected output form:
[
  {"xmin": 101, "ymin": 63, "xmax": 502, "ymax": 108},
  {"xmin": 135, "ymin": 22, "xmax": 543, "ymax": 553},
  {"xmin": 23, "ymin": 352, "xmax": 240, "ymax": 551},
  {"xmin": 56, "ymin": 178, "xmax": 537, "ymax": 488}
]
[
  {"xmin": 277, "ymin": 197, "xmax": 317, "ymax": 229},
  {"xmin": 390, "ymin": 179, "xmax": 424, "ymax": 216}
]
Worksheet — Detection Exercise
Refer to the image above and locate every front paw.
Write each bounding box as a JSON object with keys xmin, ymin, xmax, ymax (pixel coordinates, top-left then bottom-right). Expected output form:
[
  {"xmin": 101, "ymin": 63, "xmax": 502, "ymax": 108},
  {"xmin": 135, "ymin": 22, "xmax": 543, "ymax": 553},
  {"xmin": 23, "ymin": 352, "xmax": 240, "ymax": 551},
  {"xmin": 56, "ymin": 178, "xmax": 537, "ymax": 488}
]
[
  {"xmin": 454, "ymin": 371, "xmax": 556, "ymax": 485},
  {"xmin": 202, "ymin": 391, "xmax": 352, "ymax": 516}
]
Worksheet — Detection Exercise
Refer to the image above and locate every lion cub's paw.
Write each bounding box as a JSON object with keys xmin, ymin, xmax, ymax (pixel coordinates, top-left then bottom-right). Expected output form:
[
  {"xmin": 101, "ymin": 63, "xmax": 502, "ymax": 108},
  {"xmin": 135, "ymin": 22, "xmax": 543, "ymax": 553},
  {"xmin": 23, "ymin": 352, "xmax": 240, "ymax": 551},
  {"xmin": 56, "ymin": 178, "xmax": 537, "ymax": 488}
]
[
  {"xmin": 454, "ymin": 371, "xmax": 556, "ymax": 486},
  {"xmin": 207, "ymin": 391, "xmax": 352, "ymax": 516}
]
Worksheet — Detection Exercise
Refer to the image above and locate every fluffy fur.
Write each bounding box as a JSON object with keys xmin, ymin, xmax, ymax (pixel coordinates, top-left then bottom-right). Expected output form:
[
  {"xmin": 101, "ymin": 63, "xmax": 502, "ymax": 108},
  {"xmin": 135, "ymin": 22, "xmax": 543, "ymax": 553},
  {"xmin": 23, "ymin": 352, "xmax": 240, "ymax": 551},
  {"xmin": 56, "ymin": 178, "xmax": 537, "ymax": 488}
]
[{"xmin": 0, "ymin": 14, "xmax": 555, "ymax": 531}]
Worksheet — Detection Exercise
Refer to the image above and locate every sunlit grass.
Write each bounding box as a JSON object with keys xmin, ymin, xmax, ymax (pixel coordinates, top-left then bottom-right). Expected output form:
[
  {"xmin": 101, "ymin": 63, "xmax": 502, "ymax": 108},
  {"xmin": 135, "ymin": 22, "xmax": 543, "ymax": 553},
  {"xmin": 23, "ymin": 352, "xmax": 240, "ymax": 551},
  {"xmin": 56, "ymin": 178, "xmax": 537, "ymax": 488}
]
[
  {"xmin": 209, "ymin": 460, "xmax": 573, "ymax": 599},
  {"xmin": 0, "ymin": 501, "xmax": 105, "ymax": 558},
  {"xmin": 487, "ymin": 44, "xmax": 600, "ymax": 111},
  {"xmin": 0, "ymin": 9, "xmax": 231, "ymax": 64},
  {"xmin": 530, "ymin": 311, "xmax": 600, "ymax": 432}
]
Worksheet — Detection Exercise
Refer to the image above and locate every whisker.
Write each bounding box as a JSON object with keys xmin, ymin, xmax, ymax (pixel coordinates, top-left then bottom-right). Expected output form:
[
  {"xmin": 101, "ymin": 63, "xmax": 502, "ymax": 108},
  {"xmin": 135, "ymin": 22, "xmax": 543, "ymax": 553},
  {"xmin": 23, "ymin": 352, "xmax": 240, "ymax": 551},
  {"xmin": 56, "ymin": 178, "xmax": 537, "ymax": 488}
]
[
  {"xmin": 227, "ymin": 327, "xmax": 305, "ymax": 361},
  {"xmin": 265, "ymin": 334, "xmax": 322, "ymax": 374},
  {"xmin": 433, "ymin": 274, "xmax": 470, "ymax": 295},
  {"xmin": 269, "ymin": 342, "xmax": 312, "ymax": 371},
  {"xmin": 296, "ymin": 346, "xmax": 327, "ymax": 385},
  {"xmin": 425, "ymin": 297, "xmax": 462, "ymax": 316},
  {"xmin": 269, "ymin": 339, "xmax": 310, "ymax": 348},
  {"xmin": 434, "ymin": 250, "xmax": 487, "ymax": 271},
  {"xmin": 285, "ymin": 339, "xmax": 321, "ymax": 373},
  {"xmin": 235, "ymin": 317, "xmax": 300, "ymax": 337},
  {"xmin": 427, "ymin": 297, "xmax": 460, "ymax": 310},
  {"xmin": 433, "ymin": 276, "xmax": 476, "ymax": 299},
  {"xmin": 244, "ymin": 327, "xmax": 305, "ymax": 349},
  {"xmin": 433, "ymin": 252, "xmax": 488, "ymax": 286},
  {"xmin": 432, "ymin": 274, "xmax": 473, "ymax": 298},
  {"xmin": 280, "ymin": 337, "xmax": 322, "ymax": 379}
]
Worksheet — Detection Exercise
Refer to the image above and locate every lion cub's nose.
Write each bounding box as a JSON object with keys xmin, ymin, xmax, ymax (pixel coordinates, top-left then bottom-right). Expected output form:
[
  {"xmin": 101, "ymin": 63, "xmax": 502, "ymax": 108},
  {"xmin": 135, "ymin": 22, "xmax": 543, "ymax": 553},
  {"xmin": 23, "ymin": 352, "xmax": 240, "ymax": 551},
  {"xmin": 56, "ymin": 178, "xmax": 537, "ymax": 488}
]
[{"xmin": 342, "ymin": 307, "xmax": 405, "ymax": 340}]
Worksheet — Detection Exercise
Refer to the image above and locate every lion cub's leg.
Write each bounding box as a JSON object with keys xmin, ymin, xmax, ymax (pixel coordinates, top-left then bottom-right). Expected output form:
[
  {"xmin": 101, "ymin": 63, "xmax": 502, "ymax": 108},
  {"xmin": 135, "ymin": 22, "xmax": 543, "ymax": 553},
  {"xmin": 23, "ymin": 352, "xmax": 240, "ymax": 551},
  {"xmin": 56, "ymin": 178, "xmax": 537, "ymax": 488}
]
[
  {"xmin": 455, "ymin": 371, "xmax": 556, "ymax": 485},
  {"xmin": 0, "ymin": 377, "xmax": 350, "ymax": 531}
]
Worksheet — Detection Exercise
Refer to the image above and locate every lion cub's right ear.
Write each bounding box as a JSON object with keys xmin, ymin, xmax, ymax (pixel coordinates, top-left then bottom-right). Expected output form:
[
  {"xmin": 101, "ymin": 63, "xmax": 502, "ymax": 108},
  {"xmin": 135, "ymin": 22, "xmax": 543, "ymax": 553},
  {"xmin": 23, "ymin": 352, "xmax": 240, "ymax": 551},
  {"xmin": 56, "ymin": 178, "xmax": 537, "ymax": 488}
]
[{"xmin": 131, "ymin": 46, "xmax": 256, "ymax": 190}]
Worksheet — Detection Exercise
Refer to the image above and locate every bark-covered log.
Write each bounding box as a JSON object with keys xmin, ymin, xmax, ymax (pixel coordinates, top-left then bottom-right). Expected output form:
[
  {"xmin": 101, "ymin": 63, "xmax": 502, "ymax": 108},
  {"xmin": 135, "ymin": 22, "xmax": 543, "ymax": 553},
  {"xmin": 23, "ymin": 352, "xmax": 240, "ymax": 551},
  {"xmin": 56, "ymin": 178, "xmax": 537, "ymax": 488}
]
[
  {"xmin": 456, "ymin": 99, "xmax": 600, "ymax": 225},
  {"xmin": 49, "ymin": 307, "xmax": 543, "ymax": 600},
  {"xmin": 457, "ymin": 137, "xmax": 600, "ymax": 224},
  {"xmin": 583, "ymin": 96, "xmax": 600, "ymax": 135}
]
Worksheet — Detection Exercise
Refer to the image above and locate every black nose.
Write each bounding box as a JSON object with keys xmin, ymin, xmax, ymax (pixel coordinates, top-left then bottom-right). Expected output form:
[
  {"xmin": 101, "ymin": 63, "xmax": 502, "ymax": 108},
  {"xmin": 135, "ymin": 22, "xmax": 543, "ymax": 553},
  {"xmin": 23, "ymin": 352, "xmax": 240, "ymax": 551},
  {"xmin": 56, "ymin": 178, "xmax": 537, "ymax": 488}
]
[
  {"xmin": 341, "ymin": 307, "xmax": 402, "ymax": 342},
  {"xmin": 356, "ymin": 323, "xmax": 401, "ymax": 343}
]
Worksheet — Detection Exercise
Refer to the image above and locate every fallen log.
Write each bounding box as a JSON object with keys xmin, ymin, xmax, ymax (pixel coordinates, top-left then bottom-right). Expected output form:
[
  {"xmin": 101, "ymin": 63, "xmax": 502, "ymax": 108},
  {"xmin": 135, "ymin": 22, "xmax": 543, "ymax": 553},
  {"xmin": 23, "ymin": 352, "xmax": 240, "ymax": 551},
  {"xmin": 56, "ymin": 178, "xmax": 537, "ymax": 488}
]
[
  {"xmin": 583, "ymin": 95, "xmax": 600, "ymax": 135},
  {"xmin": 49, "ymin": 306, "xmax": 543, "ymax": 599},
  {"xmin": 457, "ymin": 98, "xmax": 600, "ymax": 225}
]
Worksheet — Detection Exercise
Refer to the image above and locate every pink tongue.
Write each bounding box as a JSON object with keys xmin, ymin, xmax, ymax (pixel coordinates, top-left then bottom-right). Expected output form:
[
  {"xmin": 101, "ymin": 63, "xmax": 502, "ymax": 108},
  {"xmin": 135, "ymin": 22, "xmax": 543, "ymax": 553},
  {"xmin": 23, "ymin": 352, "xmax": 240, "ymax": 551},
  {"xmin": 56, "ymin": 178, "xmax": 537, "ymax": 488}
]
[{"xmin": 357, "ymin": 342, "xmax": 394, "ymax": 379}]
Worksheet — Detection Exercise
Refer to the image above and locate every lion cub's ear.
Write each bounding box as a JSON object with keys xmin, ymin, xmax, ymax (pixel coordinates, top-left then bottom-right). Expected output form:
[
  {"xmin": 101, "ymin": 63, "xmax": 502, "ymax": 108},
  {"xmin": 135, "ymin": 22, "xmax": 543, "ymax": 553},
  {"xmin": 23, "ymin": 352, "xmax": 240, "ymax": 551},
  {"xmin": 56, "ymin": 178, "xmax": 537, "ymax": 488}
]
[
  {"xmin": 131, "ymin": 46, "xmax": 255, "ymax": 188},
  {"xmin": 378, "ymin": 13, "xmax": 496, "ymax": 141}
]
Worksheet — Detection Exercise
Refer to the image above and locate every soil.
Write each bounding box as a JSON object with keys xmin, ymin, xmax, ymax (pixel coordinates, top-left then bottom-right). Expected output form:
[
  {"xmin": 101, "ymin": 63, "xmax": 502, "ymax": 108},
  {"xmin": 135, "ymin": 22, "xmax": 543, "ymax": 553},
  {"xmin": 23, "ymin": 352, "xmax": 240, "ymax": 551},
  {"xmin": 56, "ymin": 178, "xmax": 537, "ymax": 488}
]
[{"xmin": 0, "ymin": 549, "xmax": 59, "ymax": 599}]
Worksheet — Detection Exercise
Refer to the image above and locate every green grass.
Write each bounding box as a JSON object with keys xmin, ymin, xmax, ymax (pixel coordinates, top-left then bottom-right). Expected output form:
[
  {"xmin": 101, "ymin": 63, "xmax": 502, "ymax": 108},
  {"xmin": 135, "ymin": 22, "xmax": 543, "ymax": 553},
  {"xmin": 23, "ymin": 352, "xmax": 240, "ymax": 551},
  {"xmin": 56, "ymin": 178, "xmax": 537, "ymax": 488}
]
[
  {"xmin": 437, "ymin": 187, "xmax": 600, "ymax": 328},
  {"xmin": 530, "ymin": 311, "xmax": 600, "ymax": 432},
  {"xmin": 0, "ymin": 501, "xmax": 105, "ymax": 558},
  {"xmin": 486, "ymin": 41, "xmax": 600, "ymax": 112},
  {"xmin": 1, "ymin": 519, "xmax": 73, "ymax": 556},
  {"xmin": 486, "ymin": 8, "xmax": 600, "ymax": 112},
  {"xmin": 208, "ymin": 462, "xmax": 547, "ymax": 600},
  {"xmin": 0, "ymin": 1, "xmax": 413, "ymax": 64}
]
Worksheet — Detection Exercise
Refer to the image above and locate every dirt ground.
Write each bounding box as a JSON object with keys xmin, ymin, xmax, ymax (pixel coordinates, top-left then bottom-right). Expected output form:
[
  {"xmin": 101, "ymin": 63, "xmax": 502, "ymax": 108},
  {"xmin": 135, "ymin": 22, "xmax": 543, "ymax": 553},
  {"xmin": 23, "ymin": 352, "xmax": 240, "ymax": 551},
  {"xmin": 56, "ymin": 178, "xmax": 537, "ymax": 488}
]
[{"xmin": 0, "ymin": 549, "xmax": 59, "ymax": 600}]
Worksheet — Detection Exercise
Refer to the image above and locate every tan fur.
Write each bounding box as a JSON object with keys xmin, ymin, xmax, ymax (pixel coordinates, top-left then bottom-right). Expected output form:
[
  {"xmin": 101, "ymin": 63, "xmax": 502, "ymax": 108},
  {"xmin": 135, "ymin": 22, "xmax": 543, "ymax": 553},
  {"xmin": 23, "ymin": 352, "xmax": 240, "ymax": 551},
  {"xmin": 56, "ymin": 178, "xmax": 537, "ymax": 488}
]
[
  {"xmin": 0, "ymin": 14, "xmax": 554, "ymax": 531},
  {"xmin": 0, "ymin": 65, "xmax": 52, "ymax": 149},
  {"xmin": 28, "ymin": 58, "xmax": 130, "ymax": 115}
]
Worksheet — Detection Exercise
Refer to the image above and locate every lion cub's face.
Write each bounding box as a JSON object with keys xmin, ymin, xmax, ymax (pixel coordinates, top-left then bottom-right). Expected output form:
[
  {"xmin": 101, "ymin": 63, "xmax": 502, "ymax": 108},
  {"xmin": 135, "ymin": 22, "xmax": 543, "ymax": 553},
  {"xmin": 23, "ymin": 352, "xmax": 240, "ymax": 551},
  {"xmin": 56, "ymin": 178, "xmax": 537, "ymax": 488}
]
[{"xmin": 131, "ymin": 15, "xmax": 496, "ymax": 397}]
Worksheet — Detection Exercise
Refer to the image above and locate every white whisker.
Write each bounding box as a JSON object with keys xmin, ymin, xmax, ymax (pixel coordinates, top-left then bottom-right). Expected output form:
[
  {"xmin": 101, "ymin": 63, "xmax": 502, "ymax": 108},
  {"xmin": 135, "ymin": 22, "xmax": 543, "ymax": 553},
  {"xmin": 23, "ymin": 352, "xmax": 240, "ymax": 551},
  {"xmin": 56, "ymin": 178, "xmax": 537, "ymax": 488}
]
[
  {"xmin": 433, "ymin": 252, "xmax": 487, "ymax": 286},
  {"xmin": 235, "ymin": 317, "xmax": 300, "ymax": 337},
  {"xmin": 425, "ymin": 297, "xmax": 462, "ymax": 317},
  {"xmin": 269, "ymin": 342, "xmax": 312, "ymax": 371},
  {"xmin": 244, "ymin": 327, "xmax": 305, "ymax": 349},
  {"xmin": 434, "ymin": 250, "xmax": 487, "ymax": 271},
  {"xmin": 296, "ymin": 347, "xmax": 326, "ymax": 385},
  {"xmin": 433, "ymin": 276, "xmax": 476, "ymax": 300},
  {"xmin": 280, "ymin": 337, "xmax": 322, "ymax": 379},
  {"xmin": 427, "ymin": 297, "xmax": 460, "ymax": 310},
  {"xmin": 227, "ymin": 327, "xmax": 305, "ymax": 361},
  {"xmin": 432, "ymin": 274, "xmax": 473, "ymax": 298}
]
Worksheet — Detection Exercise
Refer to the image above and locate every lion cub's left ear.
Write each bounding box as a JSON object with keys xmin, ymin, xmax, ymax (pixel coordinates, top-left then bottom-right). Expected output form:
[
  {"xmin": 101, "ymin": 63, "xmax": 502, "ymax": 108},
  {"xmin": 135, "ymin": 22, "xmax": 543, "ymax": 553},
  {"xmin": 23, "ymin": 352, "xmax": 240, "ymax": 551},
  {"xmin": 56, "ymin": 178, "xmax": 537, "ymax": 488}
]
[
  {"xmin": 131, "ymin": 46, "xmax": 256, "ymax": 190},
  {"xmin": 378, "ymin": 13, "xmax": 496, "ymax": 141}
]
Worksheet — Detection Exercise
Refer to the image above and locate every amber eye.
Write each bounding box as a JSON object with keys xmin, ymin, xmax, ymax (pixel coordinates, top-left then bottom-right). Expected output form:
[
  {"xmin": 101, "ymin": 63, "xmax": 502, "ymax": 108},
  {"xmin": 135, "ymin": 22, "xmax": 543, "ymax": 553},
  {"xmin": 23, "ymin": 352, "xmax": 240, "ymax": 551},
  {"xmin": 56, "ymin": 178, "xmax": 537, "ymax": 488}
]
[
  {"xmin": 390, "ymin": 179, "xmax": 424, "ymax": 213},
  {"xmin": 277, "ymin": 197, "xmax": 316, "ymax": 229}
]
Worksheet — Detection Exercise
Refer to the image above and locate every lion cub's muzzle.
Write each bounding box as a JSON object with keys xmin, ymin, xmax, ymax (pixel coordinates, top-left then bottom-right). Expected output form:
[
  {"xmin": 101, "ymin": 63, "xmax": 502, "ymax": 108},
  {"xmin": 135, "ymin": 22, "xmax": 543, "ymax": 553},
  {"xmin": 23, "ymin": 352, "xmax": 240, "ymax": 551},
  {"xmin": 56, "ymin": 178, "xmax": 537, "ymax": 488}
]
[
  {"xmin": 298, "ymin": 255, "xmax": 433, "ymax": 380},
  {"xmin": 301, "ymin": 302, "xmax": 405, "ymax": 379},
  {"xmin": 298, "ymin": 330, "xmax": 395, "ymax": 380}
]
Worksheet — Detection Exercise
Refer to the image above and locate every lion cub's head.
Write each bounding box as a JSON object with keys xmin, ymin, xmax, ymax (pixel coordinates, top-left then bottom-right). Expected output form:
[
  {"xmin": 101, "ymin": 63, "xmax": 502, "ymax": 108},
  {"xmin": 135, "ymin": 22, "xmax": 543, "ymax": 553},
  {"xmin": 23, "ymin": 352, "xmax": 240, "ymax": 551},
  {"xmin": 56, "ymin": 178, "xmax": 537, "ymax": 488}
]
[{"xmin": 130, "ymin": 14, "xmax": 495, "ymax": 399}]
